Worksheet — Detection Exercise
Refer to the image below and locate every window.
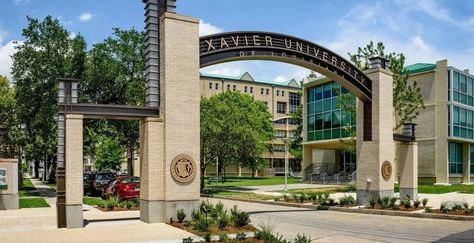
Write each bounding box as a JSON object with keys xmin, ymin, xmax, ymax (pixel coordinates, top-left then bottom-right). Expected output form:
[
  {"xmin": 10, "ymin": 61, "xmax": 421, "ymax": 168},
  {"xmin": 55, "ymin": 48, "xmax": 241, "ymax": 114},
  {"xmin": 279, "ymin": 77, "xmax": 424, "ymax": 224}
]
[
  {"xmin": 306, "ymin": 81, "xmax": 355, "ymax": 142},
  {"xmin": 449, "ymin": 142, "xmax": 463, "ymax": 174},
  {"xmin": 250, "ymin": 87, "xmax": 253, "ymax": 93},
  {"xmin": 471, "ymin": 145, "xmax": 474, "ymax": 174},
  {"xmin": 244, "ymin": 86, "xmax": 248, "ymax": 93},
  {"xmin": 272, "ymin": 145, "xmax": 285, "ymax": 152},
  {"xmin": 289, "ymin": 92, "xmax": 301, "ymax": 113},
  {"xmin": 261, "ymin": 88, "xmax": 264, "ymax": 94},
  {"xmin": 266, "ymin": 89, "xmax": 269, "ymax": 95},
  {"xmin": 277, "ymin": 102, "xmax": 287, "ymax": 114},
  {"xmin": 215, "ymin": 83, "xmax": 219, "ymax": 90},
  {"xmin": 275, "ymin": 130, "xmax": 286, "ymax": 138},
  {"xmin": 233, "ymin": 85, "xmax": 236, "ymax": 91},
  {"xmin": 277, "ymin": 90, "xmax": 280, "ymax": 96},
  {"xmin": 451, "ymin": 70, "xmax": 474, "ymax": 106},
  {"xmin": 282, "ymin": 91, "xmax": 285, "ymax": 97},
  {"xmin": 273, "ymin": 119, "xmax": 286, "ymax": 125},
  {"xmin": 227, "ymin": 84, "xmax": 231, "ymax": 90},
  {"xmin": 451, "ymin": 105, "xmax": 474, "ymax": 140},
  {"xmin": 209, "ymin": 82, "xmax": 212, "ymax": 89}
]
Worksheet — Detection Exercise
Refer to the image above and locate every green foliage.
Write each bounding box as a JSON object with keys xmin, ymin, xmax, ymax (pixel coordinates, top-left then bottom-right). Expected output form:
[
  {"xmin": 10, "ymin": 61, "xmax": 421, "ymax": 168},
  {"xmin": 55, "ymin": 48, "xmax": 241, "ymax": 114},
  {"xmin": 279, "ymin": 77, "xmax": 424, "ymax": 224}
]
[
  {"xmin": 290, "ymin": 90, "xmax": 304, "ymax": 160},
  {"xmin": 368, "ymin": 197, "xmax": 377, "ymax": 208},
  {"xmin": 200, "ymin": 91, "xmax": 274, "ymax": 183},
  {"xmin": 0, "ymin": 76, "xmax": 20, "ymax": 158},
  {"xmin": 402, "ymin": 199, "xmax": 412, "ymax": 209},
  {"xmin": 191, "ymin": 208, "xmax": 202, "ymax": 221},
  {"xmin": 295, "ymin": 233, "xmax": 313, "ymax": 243},
  {"xmin": 236, "ymin": 232, "xmax": 247, "ymax": 241},
  {"xmin": 422, "ymin": 198, "xmax": 428, "ymax": 207},
  {"xmin": 19, "ymin": 198, "xmax": 50, "ymax": 208},
  {"xmin": 182, "ymin": 237, "xmax": 193, "ymax": 243},
  {"xmin": 413, "ymin": 199, "xmax": 421, "ymax": 208},
  {"xmin": 177, "ymin": 209, "xmax": 186, "ymax": 223},
  {"xmin": 12, "ymin": 16, "xmax": 86, "ymax": 164},
  {"xmin": 217, "ymin": 213, "xmax": 230, "ymax": 229},
  {"xmin": 348, "ymin": 41, "xmax": 424, "ymax": 129},
  {"xmin": 299, "ymin": 193, "xmax": 308, "ymax": 203},
  {"xmin": 105, "ymin": 196, "xmax": 120, "ymax": 210},
  {"xmin": 424, "ymin": 207, "xmax": 432, "ymax": 213},
  {"xmin": 219, "ymin": 234, "xmax": 230, "ymax": 242},
  {"xmin": 338, "ymin": 195, "xmax": 356, "ymax": 206},
  {"xmin": 389, "ymin": 197, "xmax": 397, "ymax": 208},
  {"xmin": 94, "ymin": 136, "xmax": 126, "ymax": 172},
  {"xmin": 193, "ymin": 215, "xmax": 212, "ymax": 232}
]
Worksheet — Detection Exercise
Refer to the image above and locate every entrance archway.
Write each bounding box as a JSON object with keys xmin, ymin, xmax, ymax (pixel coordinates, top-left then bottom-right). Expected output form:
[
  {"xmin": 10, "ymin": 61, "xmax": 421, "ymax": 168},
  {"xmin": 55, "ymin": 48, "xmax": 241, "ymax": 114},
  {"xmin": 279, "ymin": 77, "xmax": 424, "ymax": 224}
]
[{"xmin": 199, "ymin": 31, "xmax": 373, "ymax": 141}]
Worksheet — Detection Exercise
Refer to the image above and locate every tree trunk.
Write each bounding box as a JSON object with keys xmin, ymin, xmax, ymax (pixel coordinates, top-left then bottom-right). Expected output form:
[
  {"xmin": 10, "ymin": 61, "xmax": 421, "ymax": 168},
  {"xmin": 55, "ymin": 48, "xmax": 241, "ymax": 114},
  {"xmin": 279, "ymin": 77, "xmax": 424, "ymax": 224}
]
[
  {"xmin": 251, "ymin": 168, "xmax": 255, "ymax": 179},
  {"xmin": 200, "ymin": 156, "xmax": 205, "ymax": 193},
  {"xmin": 127, "ymin": 148, "xmax": 133, "ymax": 177},
  {"xmin": 34, "ymin": 160, "xmax": 39, "ymax": 178}
]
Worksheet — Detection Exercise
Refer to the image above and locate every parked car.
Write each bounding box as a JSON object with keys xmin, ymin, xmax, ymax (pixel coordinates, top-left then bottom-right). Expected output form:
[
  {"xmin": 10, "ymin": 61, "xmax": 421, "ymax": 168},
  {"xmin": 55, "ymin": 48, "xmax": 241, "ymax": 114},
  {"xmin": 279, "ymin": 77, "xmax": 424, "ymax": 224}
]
[
  {"xmin": 101, "ymin": 176, "xmax": 140, "ymax": 200},
  {"xmin": 93, "ymin": 172, "xmax": 116, "ymax": 195},
  {"xmin": 83, "ymin": 172, "xmax": 97, "ymax": 195}
]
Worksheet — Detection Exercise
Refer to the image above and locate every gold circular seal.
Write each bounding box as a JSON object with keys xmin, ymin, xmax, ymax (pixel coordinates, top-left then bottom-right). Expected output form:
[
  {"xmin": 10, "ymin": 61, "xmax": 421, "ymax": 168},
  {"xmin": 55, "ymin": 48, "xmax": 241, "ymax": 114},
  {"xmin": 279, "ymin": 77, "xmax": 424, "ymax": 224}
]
[
  {"xmin": 381, "ymin": 160, "xmax": 392, "ymax": 181},
  {"xmin": 170, "ymin": 154, "xmax": 197, "ymax": 183}
]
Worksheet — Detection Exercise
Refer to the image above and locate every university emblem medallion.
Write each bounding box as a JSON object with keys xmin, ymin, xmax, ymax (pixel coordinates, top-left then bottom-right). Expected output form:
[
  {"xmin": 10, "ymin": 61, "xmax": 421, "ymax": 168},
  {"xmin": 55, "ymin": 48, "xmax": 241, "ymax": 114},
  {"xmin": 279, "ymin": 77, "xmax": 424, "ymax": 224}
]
[
  {"xmin": 171, "ymin": 154, "xmax": 197, "ymax": 183},
  {"xmin": 381, "ymin": 160, "xmax": 392, "ymax": 181}
]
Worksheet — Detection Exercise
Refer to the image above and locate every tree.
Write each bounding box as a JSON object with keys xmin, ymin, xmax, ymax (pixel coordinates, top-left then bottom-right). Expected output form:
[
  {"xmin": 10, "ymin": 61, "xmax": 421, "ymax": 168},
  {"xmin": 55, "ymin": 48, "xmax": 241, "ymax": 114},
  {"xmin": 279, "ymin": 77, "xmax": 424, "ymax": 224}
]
[
  {"xmin": 348, "ymin": 41, "xmax": 424, "ymax": 129},
  {"xmin": 80, "ymin": 28, "xmax": 145, "ymax": 176},
  {"xmin": 200, "ymin": 91, "xmax": 274, "ymax": 186},
  {"xmin": 12, "ymin": 16, "xmax": 86, "ymax": 178},
  {"xmin": 94, "ymin": 136, "xmax": 126, "ymax": 172},
  {"xmin": 0, "ymin": 76, "xmax": 21, "ymax": 158}
]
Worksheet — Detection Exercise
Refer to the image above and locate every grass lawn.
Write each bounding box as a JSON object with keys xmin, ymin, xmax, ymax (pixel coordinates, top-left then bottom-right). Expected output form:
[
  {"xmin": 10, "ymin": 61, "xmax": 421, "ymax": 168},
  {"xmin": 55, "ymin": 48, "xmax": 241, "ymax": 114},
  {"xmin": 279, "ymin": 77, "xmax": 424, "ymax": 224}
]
[
  {"xmin": 204, "ymin": 176, "xmax": 301, "ymax": 188},
  {"xmin": 278, "ymin": 185, "xmax": 356, "ymax": 194},
  {"xmin": 204, "ymin": 189, "xmax": 280, "ymax": 201},
  {"xmin": 19, "ymin": 198, "xmax": 50, "ymax": 208},
  {"xmin": 395, "ymin": 184, "xmax": 474, "ymax": 194},
  {"xmin": 18, "ymin": 178, "xmax": 40, "ymax": 197},
  {"xmin": 83, "ymin": 196, "xmax": 106, "ymax": 206}
]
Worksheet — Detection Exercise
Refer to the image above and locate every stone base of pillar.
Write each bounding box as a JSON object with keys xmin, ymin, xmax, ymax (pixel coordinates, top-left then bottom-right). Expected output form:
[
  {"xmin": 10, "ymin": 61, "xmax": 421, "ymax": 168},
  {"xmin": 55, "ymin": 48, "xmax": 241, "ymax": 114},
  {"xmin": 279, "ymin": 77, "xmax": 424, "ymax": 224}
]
[
  {"xmin": 356, "ymin": 190, "xmax": 393, "ymax": 205},
  {"xmin": 140, "ymin": 200, "xmax": 199, "ymax": 223},
  {"xmin": 461, "ymin": 182, "xmax": 474, "ymax": 185},
  {"xmin": 399, "ymin": 188, "xmax": 418, "ymax": 200},
  {"xmin": 66, "ymin": 205, "xmax": 83, "ymax": 229},
  {"xmin": 0, "ymin": 194, "xmax": 19, "ymax": 210}
]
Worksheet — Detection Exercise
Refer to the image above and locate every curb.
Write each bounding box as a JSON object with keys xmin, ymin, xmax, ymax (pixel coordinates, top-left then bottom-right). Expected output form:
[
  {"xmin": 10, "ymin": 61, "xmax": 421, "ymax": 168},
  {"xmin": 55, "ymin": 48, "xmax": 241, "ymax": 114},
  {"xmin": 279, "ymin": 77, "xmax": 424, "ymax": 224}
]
[{"xmin": 203, "ymin": 195, "xmax": 474, "ymax": 221}]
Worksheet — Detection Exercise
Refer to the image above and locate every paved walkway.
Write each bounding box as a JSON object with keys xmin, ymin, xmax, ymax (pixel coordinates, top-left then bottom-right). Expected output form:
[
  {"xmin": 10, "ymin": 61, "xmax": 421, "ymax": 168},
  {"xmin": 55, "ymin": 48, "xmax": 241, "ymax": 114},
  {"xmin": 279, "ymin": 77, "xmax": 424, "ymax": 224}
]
[
  {"xmin": 29, "ymin": 178, "xmax": 57, "ymax": 206},
  {"xmin": 226, "ymin": 183, "xmax": 341, "ymax": 196},
  {"xmin": 208, "ymin": 198, "xmax": 474, "ymax": 242}
]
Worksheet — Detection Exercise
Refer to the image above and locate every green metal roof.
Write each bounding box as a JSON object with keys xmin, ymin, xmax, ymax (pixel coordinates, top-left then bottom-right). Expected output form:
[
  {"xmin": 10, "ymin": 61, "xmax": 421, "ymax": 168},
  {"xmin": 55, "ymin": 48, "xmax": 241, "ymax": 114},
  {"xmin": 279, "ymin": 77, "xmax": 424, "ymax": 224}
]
[
  {"xmin": 200, "ymin": 72, "xmax": 301, "ymax": 88},
  {"xmin": 404, "ymin": 63, "xmax": 436, "ymax": 74}
]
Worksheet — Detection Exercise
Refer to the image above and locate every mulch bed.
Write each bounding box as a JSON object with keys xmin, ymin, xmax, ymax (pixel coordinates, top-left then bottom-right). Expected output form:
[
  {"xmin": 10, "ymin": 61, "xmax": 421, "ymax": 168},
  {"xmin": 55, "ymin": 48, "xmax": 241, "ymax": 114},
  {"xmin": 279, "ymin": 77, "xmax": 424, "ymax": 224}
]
[
  {"xmin": 170, "ymin": 222, "xmax": 256, "ymax": 236},
  {"xmin": 430, "ymin": 209, "xmax": 474, "ymax": 216},
  {"xmin": 96, "ymin": 206, "xmax": 139, "ymax": 212},
  {"xmin": 365, "ymin": 206, "xmax": 424, "ymax": 212},
  {"xmin": 209, "ymin": 239, "xmax": 263, "ymax": 243}
]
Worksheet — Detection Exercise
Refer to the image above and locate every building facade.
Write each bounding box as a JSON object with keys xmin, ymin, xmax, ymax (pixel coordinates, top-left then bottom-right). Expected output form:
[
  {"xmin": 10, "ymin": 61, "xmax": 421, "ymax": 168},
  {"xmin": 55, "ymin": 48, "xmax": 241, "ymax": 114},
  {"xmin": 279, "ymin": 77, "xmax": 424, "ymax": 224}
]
[
  {"xmin": 201, "ymin": 72, "xmax": 301, "ymax": 177},
  {"xmin": 302, "ymin": 59, "xmax": 474, "ymax": 185}
]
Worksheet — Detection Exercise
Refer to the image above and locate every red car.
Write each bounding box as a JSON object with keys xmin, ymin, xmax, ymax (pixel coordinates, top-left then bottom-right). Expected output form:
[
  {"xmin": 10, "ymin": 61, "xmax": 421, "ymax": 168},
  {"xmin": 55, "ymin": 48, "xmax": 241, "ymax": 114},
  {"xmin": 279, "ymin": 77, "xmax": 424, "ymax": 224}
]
[{"xmin": 102, "ymin": 176, "xmax": 140, "ymax": 200}]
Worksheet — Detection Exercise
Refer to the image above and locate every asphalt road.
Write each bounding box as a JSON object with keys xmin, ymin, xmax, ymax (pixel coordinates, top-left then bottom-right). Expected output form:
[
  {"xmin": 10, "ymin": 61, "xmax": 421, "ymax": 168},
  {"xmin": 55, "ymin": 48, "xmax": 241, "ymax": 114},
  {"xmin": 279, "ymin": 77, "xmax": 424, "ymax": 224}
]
[{"xmin": 208, "ymin": 198, "xmax": 474, "ymax": 243}]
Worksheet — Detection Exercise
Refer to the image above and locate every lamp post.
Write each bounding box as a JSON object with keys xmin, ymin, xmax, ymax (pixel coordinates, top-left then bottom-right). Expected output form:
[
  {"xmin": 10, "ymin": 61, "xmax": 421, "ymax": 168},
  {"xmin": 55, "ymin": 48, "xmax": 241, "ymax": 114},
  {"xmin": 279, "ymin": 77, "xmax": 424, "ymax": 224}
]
[{"xmin": 282, "ymin": 137, "xmax": 290, "ymax": 194}]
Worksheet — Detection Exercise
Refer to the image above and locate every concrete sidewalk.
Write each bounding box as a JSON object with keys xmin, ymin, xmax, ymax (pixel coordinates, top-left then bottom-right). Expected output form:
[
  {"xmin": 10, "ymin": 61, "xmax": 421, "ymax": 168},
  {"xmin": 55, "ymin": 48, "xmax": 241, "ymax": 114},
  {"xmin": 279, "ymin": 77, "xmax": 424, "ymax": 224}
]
[{"xmin": 29, "ymin": 177, "xmax": 57, "ymax": 206}]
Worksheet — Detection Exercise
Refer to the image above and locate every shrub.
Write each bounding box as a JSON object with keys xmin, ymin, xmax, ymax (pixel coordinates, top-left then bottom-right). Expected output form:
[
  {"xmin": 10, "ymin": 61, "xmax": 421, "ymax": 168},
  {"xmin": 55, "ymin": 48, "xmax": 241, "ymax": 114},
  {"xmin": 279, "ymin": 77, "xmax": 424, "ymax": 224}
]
[
  {"xmin": 215, "ymin": 201, "xmax": 225, "ymax": 215},
  {"xmin": 316, "ymin": 194, "xmax": 324, "ymax": 203},
  {"xmin": 442, "ymin": 207, "xmax": 450, "ymax": 214},
  {"xmin": 230, "ymin": 205, "xmax": 239, "ymax": 220},
  {"xmin": 299, "ymin": 194, "xmax": 308, "ymax": 203},
  {"xmin": 413, "ymin": 200, "xmax": 421, "ymax": 208},
  {"xmin": 204, "ymin": 232, "xmax": 211, "ymax": 243},
  {"xmin": 466, "ymin": 207, "xmax": 474, "ymax": 215},
  {"xmin": 422, "ymin": 198, "xmax": 428, "ymax": 207},
  {"xmin": 283, "ymin": 194, "xmax": 290, "ymax": 202},
  {"xmin": 440, "ymin": 201, "xmax": 448, "ymax": 211},
  {"xmin": 389, "ymin": 197, "xmax": 397, "ymax": 208},
  {"xmin": 377, "ymin": 197, "xmax": 383, "ymax": 207},
  {"xmin": 368, "ymin": 197, "xmax": 377, "ymax": 208},
  {"xmin": 393, "ymin": 204, "xmax": 401, "ymax": 210},
  {"xmin": 236, "ymin": 232, "xmax": 246, "ymax": 241},
  {"xmin": 322, "ymin": 193, "xmax": 330, "ymax": 201},
  {"xmin": 233, "ymin": 211, "xmax": 250, "ymax": 227},
  {"xmin": 452, "ymin": 202, "xmax": 463, "ymax": 211},
  {"xmin": 182, "ymin": 237, "xmax": 193, "ymax": 243},
  {"xmin": 217, "ymin": 213, "xmax": 230, "ymax": 229},
  {"xmin": 295, "ymin": 233, "xmax": 312, "ymax": 243},
  {"xmin": 200, "ymin": 200, "xmax": 213, "ymax": 215},
  {"xmin": 191, "ymin": 208, "xmax": 201, "ymax": 221},
  {"xmin": 424, "ymin": 207, "xmax": 432, "ymax": 213},
  {"xmin": 177, "ymin": 209, "xmax": 186, "ymax": 223},
  {"xmin": 381, "ymin": 197, "xmax": 390, "ymax": 209},
  {"xmin": 219, "ymin": 234, "xmax": 230, "ymax": 242},
  {"xmin": 97, "ymin": 202, "xmax": 106, "ymax": 209},
  {"xmin": 401, "ymin": 199, "xmax": 411, "ymax": 209},
  {"xmin": 122, "ymin": 200, "xmax": 134, "ymax": 209},
  {"xmin": 193, "ymin": 215, "xmax": 212, "ymax": 232},
  {"xmin": 106, "ymin": 196, "xmax": 120, "ymax": 210},
  {"xmin": 292, "ymin": 193, "xmax": 299, "ymax": 202},
  {"xmin": 308, "ymin": 193, "xmax": 318, "ymax": 202},
  {"xmin": 463, "ymin": 202, "xmax": 469, "ymax": 210},
  {"xmin": 338, "ymin": 195, "xmax": 355, "ymax": 206}
]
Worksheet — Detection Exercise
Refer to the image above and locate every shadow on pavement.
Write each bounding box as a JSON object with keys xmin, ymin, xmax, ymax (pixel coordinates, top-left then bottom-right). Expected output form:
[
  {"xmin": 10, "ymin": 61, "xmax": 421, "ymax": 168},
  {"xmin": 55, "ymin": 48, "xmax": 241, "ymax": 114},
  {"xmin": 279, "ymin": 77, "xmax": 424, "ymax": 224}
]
[
  {"xmin": 433, "ymin": 229, "xmax": 474, "ymax": 243},
  {"xmin": 83, "ymin": 217, "xmax": 140, "ymax": 227}
]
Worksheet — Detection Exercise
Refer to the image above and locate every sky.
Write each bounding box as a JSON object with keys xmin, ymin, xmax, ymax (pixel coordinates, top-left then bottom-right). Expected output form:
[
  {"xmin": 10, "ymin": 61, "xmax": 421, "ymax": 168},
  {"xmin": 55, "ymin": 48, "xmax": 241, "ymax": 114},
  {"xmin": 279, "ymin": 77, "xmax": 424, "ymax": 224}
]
[{"xmin": 0, "ymin": 0, "xmax": 473, "ymax": 82}]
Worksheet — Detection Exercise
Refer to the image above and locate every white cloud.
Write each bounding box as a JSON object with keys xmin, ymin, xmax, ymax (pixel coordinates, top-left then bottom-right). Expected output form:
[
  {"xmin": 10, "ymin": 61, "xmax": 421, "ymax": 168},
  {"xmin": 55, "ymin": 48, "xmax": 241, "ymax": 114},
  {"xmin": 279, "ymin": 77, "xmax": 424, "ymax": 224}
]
[
  {"xmin": 14, "ymin": 0, "xmax": 30, "ymax": 5},
  {"xmin": 69, "ymin": 32, "xmax": 77, "ymax": 39},
  {"xmin": 273, "ymin": 76, "xmax": 287, "ymax": 83},
  {"xmin": 410, "ymin": 35, "xmax": 430, "ymax": 52},
  {"xmin": 199, "ymin": 20, "xmax": 223, "ymax": 36},
  {"xmin": 79, "ymin": 12, "xmax": 94, "ymax": 23},
  {"xmin": 0, "ymin": 39, "xmax": 22, "ymax": 81}
]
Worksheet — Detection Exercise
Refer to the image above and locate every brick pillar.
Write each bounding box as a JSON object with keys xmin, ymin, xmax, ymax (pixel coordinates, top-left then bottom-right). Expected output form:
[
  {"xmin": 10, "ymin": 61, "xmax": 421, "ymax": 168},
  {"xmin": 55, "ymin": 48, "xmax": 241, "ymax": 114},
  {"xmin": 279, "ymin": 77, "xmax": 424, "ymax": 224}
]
[
  {"xmin": 140, "ymin": 13, "xmax": 200, "ymax": 224},
  {"xmin": 65, "ymin": 114, "xmax": 83, "ymax": 228},
  {"xmin": 356, "ymin": 65, "xmax": 394, "ymax": 205},
  {"xmin": 399, "ymin": 142, "xmax": 418, "ymax": 200}
]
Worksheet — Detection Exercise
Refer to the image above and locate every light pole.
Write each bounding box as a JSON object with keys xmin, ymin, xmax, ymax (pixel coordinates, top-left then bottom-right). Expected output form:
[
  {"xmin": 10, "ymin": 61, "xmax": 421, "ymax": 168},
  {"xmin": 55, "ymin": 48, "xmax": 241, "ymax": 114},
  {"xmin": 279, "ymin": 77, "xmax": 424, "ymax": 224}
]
[{"xmin": 282, "ymin": 137, "xmax": 290, "ymax": 194}]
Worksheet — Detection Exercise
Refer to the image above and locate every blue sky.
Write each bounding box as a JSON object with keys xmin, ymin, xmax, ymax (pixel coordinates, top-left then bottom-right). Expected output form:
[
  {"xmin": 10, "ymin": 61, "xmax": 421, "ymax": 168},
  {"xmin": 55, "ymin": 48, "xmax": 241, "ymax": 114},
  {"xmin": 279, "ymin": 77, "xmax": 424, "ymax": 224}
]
[{"xmin": 1, "ymin": 0, "xmax": 473, "ymax": 82}]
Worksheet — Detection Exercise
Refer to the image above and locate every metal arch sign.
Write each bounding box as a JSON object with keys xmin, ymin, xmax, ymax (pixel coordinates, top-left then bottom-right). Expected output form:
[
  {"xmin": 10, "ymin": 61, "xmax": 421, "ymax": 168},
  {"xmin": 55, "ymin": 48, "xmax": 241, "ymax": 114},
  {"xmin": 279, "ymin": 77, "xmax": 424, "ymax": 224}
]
[{"xmin": 199, "ymin": 31, "xmax": 372, "ymax": 102}]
